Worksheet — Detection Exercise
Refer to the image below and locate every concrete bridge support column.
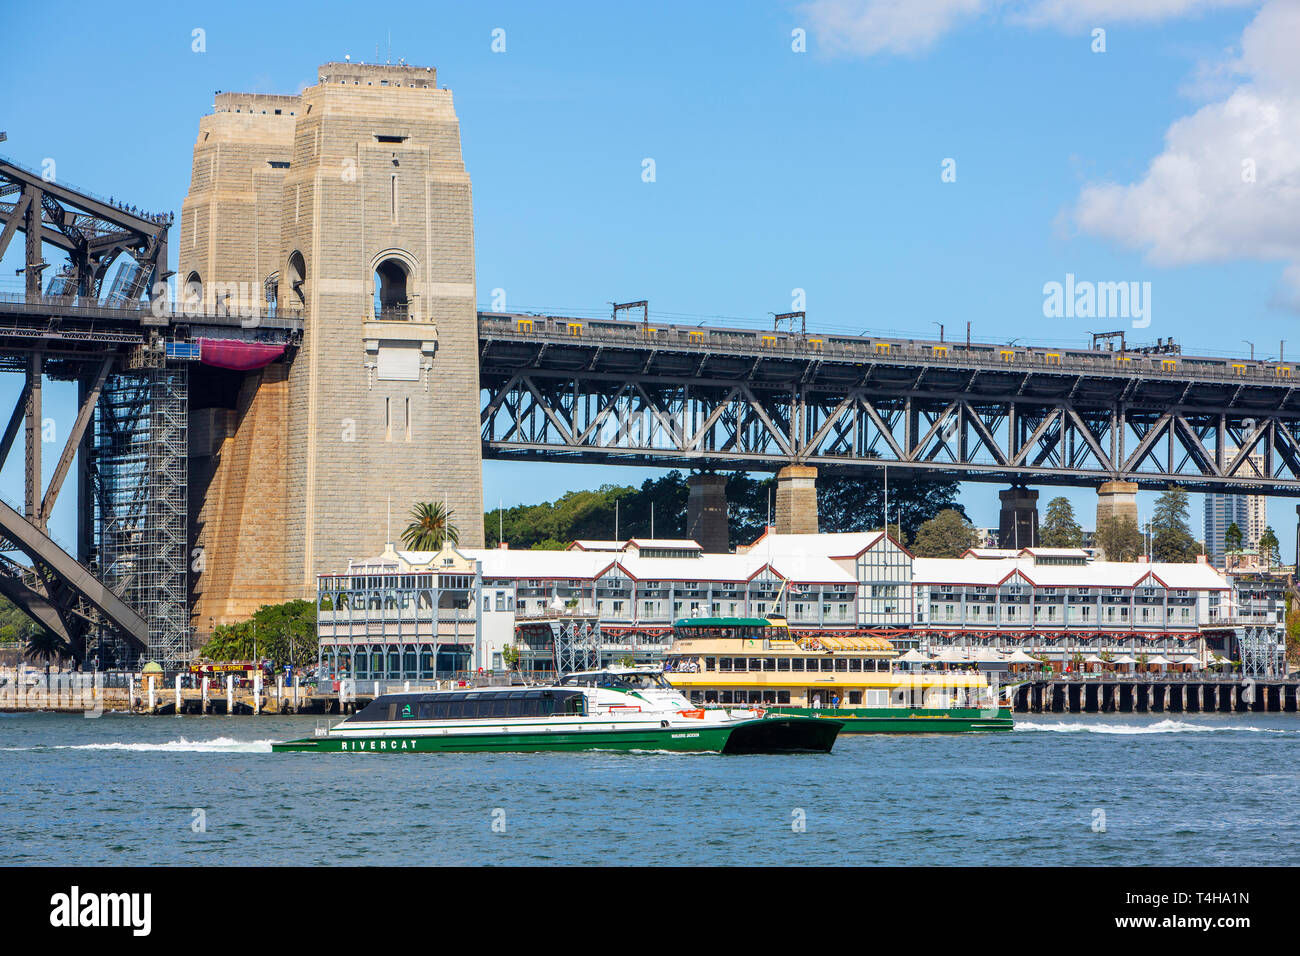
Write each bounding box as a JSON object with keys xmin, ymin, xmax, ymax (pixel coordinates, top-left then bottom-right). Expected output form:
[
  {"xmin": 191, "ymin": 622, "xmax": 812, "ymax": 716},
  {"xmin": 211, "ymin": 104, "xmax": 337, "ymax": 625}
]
[
  {"xmin": 998, "ymin": 486, "xmax": 1038, "ymax": 549},
  {"xmin": 1095, "ymin": 481, "xmax": 1138, "ymax": 559},
  {"xmin": 687, "ymin": 473, "xmax": 729, "ymax": 553},
  {"xmin": 775, "ymin": 465, "xmax": 818, "ymax": 535}
]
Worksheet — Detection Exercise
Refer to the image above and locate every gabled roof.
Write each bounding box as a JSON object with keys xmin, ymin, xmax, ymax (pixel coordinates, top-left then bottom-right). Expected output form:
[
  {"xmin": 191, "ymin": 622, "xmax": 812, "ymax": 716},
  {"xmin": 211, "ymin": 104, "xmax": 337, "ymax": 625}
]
[
  {"xmin": 568, "ymin": 540, "xmax": 627, "ymax": 552},
  {"xmin": 741, "ymin": 529, "xmax": 904, "ymax": 560},
  {"xmin": 914, "ymin": 556, "xmax": 1229, "ymax": 590}
]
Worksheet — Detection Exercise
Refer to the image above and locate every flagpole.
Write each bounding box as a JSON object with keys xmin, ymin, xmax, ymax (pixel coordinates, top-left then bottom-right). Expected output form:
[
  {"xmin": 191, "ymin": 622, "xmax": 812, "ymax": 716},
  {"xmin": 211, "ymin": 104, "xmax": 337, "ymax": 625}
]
[{"xmin": 884, "ymin": 464, "xmax": 889, "ymax": 538}]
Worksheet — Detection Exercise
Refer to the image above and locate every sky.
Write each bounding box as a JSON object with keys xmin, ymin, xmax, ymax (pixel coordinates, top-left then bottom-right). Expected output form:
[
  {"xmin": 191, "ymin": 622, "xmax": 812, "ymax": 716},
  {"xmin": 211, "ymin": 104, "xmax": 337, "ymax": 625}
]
[{"xmin": 2, "ymin": 0, "xmax": 1299, "ymax": 557}]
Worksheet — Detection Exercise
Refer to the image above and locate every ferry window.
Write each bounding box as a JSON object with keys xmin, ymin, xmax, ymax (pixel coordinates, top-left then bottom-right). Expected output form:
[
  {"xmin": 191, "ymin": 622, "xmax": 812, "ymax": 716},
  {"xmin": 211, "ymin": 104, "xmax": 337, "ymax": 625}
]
[
  {"xmin": 748, "ymin": 658, "xmax": 763, "ymax": 671},
  {"xmin": 719, "ymin": 690, "xmax": 734, "ymax": 704},
  {"xmin": 705, "ymin": 657, "xmax": 716, "ymax": 671},
  {"xmin": 849, "ymin": 659, "xmax": 862, "ymax": 672},
  {"xmin": 506, "ymin": 698, "xmax": 522, "ymax": 718},
  {"xmin": 690, "ymin": 691, "xmax": 703, "ymax": 705},
  {"xmin": 762, "ymin": 691, "xmax": 777, "ymax": 704},
  {"xmin": 777, "ymin": 658, "xmax": 790, "ymax": 671},
  {"xmin": 777, "ymin": 691, "xmax": 791, "ymax": 704},
  {"xmin": 821, "ymin": 659, "xmax": 835, "ymax": 672},
  {"xmin": 848, "ymin": 691, "xmax": 862, "ymax": 705},
  {"xmin": 704, "ymin": 691, "xmax": 718, "ymax": 704},
  {"xmin": 431, "ymin": 700, "xmax": 450, "ymax": 719},
  {"xmin": 834, "ymin": 659, "xmax": 848, "ymax": 672},
  {"xmin": 718, "ymin": 657, "xmax": 732, "ymax": 672},
  {"xmin": 445, "ymin": 701, "xmax": 463, "ymax": 719},
  {"xmin": 791, "ymin": 658, "xmax": 804, "ymax": 672},
  {"xmin": 762, "ymin": 659, "xmax": 776, "ymax": 672},
  {"xmin": 733, "ymin": 658, "xmax": 748, "ymax": 672}
]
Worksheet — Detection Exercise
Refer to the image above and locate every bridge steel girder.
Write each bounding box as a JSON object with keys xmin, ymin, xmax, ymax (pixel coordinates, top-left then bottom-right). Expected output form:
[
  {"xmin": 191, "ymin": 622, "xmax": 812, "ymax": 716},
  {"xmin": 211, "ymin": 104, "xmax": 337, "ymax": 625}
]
[
  {"xmin": 0, "ymin": 156, "xmax": 172, "ymax": 301},
  {"xmin": 0, "ymin": 498, "xmax": 149, "ymax": 658},
  {"xmin": 479, "ymin": 361, "xmax": 1300, "ymax": 494}
]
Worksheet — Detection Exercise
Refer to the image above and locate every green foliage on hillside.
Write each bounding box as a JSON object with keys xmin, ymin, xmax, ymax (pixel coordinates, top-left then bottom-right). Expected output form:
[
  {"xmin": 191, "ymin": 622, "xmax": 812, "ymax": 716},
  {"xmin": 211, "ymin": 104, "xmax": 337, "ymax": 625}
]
[
  {"xmin": 0, "ymin": 594, "xmax": 47, "ymax": 646},
  {"xmin": 484, "ymin": 471, "xmax": 964, "ymax": 550}
]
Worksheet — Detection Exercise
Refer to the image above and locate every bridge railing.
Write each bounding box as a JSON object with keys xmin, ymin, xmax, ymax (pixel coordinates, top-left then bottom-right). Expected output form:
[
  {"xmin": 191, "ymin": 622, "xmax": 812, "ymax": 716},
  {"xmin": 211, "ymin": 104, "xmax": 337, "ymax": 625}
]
[
  {"xmin": 0, "ymin": 292, "xmax": 304, "ymax": 332},
  {"xmin": 479, "ymin": 315, "xmax": 1293, "ymax": 387}
]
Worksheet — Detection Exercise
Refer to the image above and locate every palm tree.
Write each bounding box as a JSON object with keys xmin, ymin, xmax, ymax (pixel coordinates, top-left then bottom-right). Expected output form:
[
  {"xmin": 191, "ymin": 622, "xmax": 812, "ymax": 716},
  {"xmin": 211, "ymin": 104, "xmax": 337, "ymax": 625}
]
[
  {"xmin": 24, "ymin": 629, "xmax": 69, "ymax": 678},
  {"xmin": 401, "ymin": 501, "xmax": 459, "ymax": 551}
]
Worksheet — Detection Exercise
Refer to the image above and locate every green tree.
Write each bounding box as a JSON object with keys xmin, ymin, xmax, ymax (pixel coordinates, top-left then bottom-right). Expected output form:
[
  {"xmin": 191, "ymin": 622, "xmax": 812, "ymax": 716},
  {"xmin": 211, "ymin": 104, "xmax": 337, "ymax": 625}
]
[
  {"xmin": 1096, "ymin": 514, "xmax": 1143, "ymax": 561},
  {"xmin": 910, "ymin": 509, "xmax": 982, "ymax": 557},
  {"xmin": 1259, "ymin": 526, "xmax": 1281, "ymax": 569},
  {"xmin": 1150, "ymin": 486, "xmax": 1198, "ymax": 562},
  {"xmin": 1225, "ymin": 521, "xmax": 1243, "ymax": 552},
  {"xmin": 202, "ymin": 600, "xmax": 317, "ymax": 668},
  {"xmin": 402, "ymin": 501, "xmax": 459, "ymax": 551},
  {"xmin": 484, "ymin": 471, "xmax": 964, "ymax": 550},
  {"xmin": 1040, "ymin": 497, "xmax": 1083, "ymax": 548}
]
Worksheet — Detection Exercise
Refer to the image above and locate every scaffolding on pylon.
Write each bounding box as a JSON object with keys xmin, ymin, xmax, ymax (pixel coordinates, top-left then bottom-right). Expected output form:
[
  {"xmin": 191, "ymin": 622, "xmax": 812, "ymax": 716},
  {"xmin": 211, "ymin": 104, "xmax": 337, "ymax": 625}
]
[{"xmin": 90, "ymin": 356, "xmax": 189, "ymax": 668}]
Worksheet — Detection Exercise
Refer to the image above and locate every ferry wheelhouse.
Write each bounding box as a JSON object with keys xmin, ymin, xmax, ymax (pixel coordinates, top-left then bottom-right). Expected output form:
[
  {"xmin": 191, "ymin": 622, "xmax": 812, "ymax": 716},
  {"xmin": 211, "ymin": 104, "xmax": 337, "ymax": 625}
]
[
  {"xmin": 665, "ymin": 617, "xmax": 1014, "ymax": 733},
  {"xmin": 271, "ymin": 666, "xmax": 843, "ymax": 754}
]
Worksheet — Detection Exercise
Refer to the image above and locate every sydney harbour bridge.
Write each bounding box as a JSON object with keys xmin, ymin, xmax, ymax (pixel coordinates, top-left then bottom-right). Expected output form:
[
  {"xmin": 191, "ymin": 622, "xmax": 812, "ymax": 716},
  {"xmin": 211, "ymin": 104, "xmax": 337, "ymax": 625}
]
[{"xmin": 3, "ymin": 101, "xmax": 1298, "ymax": 669}]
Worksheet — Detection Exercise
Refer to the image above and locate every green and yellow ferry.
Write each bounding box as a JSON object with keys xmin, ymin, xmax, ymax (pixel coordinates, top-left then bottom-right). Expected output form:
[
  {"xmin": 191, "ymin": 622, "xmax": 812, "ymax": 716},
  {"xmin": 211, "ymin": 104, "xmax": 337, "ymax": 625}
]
[
  {"xmin": 271, "ymin": 667, "xmax": 842, "ymax": 754},
  {"xmin": 664, "ymin": 617, "xmax": 1014, "ymax": 733}
]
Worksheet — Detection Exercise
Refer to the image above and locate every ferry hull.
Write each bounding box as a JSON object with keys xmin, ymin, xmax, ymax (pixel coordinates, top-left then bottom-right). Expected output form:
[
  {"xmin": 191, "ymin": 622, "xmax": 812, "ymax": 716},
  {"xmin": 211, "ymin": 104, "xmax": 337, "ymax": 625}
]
[
  {"xmin": 769, "ymin": 706, "xmax": 1014, "ymax": 734},
  {"xmin": 272, "ymin": 715, "xmax": 840, "ymax": 754}
]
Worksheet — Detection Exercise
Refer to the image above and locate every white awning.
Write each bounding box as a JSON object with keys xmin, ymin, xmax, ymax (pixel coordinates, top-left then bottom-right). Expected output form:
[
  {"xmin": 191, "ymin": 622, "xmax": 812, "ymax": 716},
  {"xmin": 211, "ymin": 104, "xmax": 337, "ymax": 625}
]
[{"xmin": 1003, "ymin": 649, "xmax": 1038, "ymax": 663}]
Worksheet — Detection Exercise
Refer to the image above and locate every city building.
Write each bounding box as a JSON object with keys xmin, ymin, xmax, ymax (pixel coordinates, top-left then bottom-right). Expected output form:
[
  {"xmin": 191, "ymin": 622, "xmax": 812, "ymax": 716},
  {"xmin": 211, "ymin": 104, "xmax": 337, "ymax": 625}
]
[
  {"xmin": 913, "ymin": 547, "xmax": 1231, "ymax": 667},
  {"xmin": 314, "ymin": 530, "xmax": 1282, "ymax": 680},
  {"xmin": 1203, "ymin": 450, "xmax": 1267, "ymax": 569}
]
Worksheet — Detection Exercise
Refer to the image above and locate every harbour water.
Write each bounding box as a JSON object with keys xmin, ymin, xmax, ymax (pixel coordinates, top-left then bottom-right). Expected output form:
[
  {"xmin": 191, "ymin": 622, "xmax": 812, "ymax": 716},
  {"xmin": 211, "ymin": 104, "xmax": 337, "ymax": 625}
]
[{"xmin": 2, "ymin": 712, "xmax": 1298, "ymax": 866}]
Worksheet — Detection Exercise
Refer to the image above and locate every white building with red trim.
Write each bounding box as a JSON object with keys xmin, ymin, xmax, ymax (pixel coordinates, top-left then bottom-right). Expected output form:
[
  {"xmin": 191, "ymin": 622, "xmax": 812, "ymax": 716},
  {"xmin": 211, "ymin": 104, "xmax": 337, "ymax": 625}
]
[{"xmin": 911, "ymin": 547, "xmax": 1254, "ymax": 664}]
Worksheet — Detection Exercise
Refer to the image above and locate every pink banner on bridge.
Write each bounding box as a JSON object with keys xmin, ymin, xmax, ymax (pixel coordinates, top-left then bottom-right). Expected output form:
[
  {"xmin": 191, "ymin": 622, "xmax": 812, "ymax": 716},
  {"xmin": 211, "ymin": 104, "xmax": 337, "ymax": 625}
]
[{"xmin": 198, "ymin": 338, "xmax": 286, "ymax": 370}]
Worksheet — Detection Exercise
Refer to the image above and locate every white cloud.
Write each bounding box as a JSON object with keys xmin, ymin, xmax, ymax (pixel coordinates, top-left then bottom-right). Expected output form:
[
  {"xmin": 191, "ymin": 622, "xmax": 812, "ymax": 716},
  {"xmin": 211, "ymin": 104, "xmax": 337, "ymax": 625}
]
[
  {"xmin": 798, "ymin": 0, "xmax": 985, "ymax": 57},
  {"xmin": 1073, "ymin": 0, "xmax": 1300, "ymax": 303},
  {"xmin": 1009, "ymin": 0, "xmax": 1255, "ymax": 29},
  {"xmin": 797, "ymin": 0, "xmax": 1256, "ymax": 57}
]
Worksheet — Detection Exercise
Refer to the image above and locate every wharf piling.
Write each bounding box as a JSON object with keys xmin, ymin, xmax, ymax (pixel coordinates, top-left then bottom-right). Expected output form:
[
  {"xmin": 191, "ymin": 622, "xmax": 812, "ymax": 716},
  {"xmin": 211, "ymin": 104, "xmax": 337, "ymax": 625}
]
[{"xmin": 1013, "ymin": 677, "xmax": 1300, "ymax": 714}]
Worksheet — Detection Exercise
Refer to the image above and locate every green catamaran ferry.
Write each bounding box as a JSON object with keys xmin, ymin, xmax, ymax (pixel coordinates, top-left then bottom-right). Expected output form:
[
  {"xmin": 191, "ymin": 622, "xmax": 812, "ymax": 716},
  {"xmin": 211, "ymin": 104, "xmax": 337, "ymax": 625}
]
[
  {"xmin": 271, "ymin": 668, "xmax": 843, "ymax": 754},
  {"xmin": 664, "ymin": 616, "xmax": 1014, "ymax": 733}
]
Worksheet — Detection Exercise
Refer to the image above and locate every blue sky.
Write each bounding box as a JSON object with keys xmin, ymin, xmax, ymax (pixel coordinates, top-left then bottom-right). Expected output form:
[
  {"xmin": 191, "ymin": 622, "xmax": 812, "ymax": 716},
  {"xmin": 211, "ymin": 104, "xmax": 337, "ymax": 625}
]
[{"xmin": 2, "ymin": 0, "xmax": 1297, "ymax": 556}]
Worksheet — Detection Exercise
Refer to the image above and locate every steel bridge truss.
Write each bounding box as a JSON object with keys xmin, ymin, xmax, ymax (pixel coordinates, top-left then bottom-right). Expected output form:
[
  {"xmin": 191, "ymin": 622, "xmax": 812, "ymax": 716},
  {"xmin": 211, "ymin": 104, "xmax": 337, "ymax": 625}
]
[
  {"xmin": 0, "ymin": 156, "xmax": 171, "ymax": 301},
  {"xmin": 1236, "ymin": 625, "xmax": 1284, "ymax": 679},
  {"xmin": 482, "ymin": 372, "xmax": 1300, "ymax": 492}
]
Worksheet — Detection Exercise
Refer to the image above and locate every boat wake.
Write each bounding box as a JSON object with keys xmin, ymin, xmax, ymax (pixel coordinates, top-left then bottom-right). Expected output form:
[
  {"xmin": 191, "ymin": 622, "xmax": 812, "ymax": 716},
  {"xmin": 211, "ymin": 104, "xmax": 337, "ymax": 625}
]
[
  {"xmin": 1, "ymin": 736, "xmax": 275, "ymax": 753},
  {"xmin": 1014, "ymin": 719, "xmax": 1293, "ymax": 735}
]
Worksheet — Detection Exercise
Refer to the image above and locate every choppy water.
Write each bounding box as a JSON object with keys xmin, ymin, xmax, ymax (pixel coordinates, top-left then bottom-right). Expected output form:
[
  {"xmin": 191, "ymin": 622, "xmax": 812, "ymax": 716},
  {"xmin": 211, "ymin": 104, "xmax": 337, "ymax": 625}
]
[{"xmin": 1, "ymin": 711, "xmax": 1298, "ymax": 866}]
